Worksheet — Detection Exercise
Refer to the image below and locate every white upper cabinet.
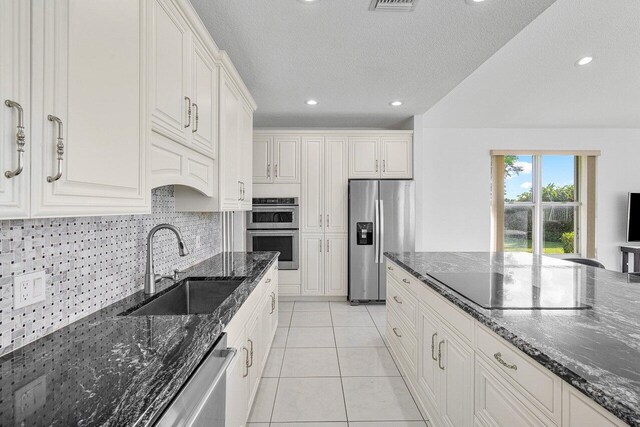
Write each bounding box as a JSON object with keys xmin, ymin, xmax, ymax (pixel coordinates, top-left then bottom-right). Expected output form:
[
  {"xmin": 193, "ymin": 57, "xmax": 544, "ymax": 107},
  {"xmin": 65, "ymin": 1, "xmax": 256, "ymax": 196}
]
[
  {"xmin": 324, "ymin": 137, "xmax": 348, "ymax": 233},
  {"xmin": 273, "ymin": 136, "xmax": 300, "ymax": 183},
  {"xmin": 301, "ymin": 136, "xmax": 324, "ymax": 233},
  {"xmin": 381, "ymin": 135, "xmax": 412, "ymax": 179},
  {"xmin": 252, "ymin": 135, "xmax": 272, "ymax": 184},
  {"xmin": 30, "ymin": 0, "xmax": 148, "ymax": 218},
  {"xmin": 149, "ymin": 0, "xmax": 190, "ymax": 143},
  {"xmin": 348, "ymin": 134, "xmax": 413, "ymax": 179},
  {"xmin": 0, "ymin": 0, "xmax": 30, "ymax": 219},
  {"xmin": 218, "ymin": 71, "xmax": 241, "ymax": 210},
  {"xmin": 239, "ymin": 101, "xmax": 253, "ymax": 210},
  {"xmin": 191, "ymin": 38, "xmax": 218, "ymax": 157},
  {"xmin": 349, "ymin": 136, "xmax": 380, "ymax": 178}
]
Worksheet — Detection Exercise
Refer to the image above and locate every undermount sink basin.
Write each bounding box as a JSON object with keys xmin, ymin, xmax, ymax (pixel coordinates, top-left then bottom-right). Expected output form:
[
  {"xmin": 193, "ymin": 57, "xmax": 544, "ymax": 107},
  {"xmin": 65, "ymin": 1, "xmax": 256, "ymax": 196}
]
[{"xmin": 124, "ymin": 278, "xmax": 245, "ymax": 316}]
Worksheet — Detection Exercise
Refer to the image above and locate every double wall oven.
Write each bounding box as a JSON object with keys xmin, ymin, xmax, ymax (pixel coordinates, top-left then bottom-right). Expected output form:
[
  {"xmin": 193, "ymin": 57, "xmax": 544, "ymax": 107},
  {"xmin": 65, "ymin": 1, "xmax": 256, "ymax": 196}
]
[{"xmin": 246, "ymin": 198, "xmax": 299, "ymax": 270}]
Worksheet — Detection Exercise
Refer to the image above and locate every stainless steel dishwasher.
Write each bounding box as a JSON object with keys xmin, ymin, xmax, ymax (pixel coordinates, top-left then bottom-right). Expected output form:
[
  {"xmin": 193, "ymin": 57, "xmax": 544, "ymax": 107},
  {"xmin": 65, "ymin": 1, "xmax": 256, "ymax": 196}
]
[{"xmin": 155, "ymin": 333, "xmax": 236, "ymax": 427}]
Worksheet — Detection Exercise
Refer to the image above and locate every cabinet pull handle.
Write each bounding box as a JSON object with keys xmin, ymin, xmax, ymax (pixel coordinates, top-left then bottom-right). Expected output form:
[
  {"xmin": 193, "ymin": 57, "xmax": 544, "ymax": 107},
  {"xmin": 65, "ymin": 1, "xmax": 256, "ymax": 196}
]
[
  {"xmin": 393, "ymin": 295, "xmax": 402, "ymax": 304},
  {"xmin": 4, "ymin": 100, "xmax": 25, "ymax": 178},
  {"xmin": 266, "ymin": 278, "xmax": 271, "ymax": 283},
  {"xmin": 402, "ymin": 278, "xmax": 410, "ymax": 284},
  {"xmin": 47, "ymin": 115, "xmax": 64, "ymax": 182},
  {"xmin": 267, "ymin": 163, "xmax": 270, "ymax": 179},
  {"xmin": 248, "ymin": 339, "xmax": 254, "ymax": 367},
  {"xmin": 326, "ymin": 214, "xmax": 329, "ymax": 227},
  {"xmin": 383, "ymin": 159, "xmax": 386, "ymax": 172},
  {"xmin": 240, "ymin": 182, "xmax": 245, "ymax": 201},
  {"xmin": 388, "ymin": 266, "xmax": 394, "ymax": 271},
  {"xmin": 438, "ymin": 340, "xmax": 445, "ymax": 370},
  {"xmin": 494, "ymin": 352, "xmax": 517, "ymax": 371},
  {"xmin": 392, "ymin": 327, "xmax": 402, "ymax": 338},
  {"xmin": 326, "ymin": 239, "xmax": 329, "ymax": 252},
  {"xmin": 431, "ymin": 332, "xmax": 438, "ymax": 361},
  {"xmin": 191, "ymin": 102, "xmax": 199, "ymax": 133},
  {"xmin": 184, "ymin": 96, "xmax": 191, "ymax": 128},
  {"xmin": 275, "ymin": 164, "xmax": 278, "ymax": 178},
  {"xmin": 270, "ymin": 292, "xmax": 275, "ymax": 314},
  {"xmin": 243, "ymin": 347, "xmax": 249, "ymax": 377},
  {"xmin": 319, "ymin": 214, "xmax": 322, "ymax": 227},
  {"xmin": 319, "ymin": 239, "xmax": 322, "ymax": 252},
  {"xmin": 375, "ymin": 159, "xmax": 378, "ymax": 172}
]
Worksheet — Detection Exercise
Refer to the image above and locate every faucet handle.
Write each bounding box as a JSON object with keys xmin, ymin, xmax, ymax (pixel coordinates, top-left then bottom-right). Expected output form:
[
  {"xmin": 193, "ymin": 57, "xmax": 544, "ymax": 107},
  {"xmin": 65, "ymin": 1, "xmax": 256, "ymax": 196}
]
[{"xmin": 173, "ymin": 269, "xmax": 187, "ymax": 281}]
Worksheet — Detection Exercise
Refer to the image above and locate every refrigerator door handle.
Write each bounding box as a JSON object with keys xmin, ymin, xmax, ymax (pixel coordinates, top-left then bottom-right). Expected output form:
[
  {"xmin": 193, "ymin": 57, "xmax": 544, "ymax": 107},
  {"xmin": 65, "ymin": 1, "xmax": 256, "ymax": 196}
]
[
  {"xmin": 374, "ymin": 199, "xmax": 380, "ymax": 264},
  {"xmin": 379, "ymin": 200, "xmax": 384, "ymax": 263}
]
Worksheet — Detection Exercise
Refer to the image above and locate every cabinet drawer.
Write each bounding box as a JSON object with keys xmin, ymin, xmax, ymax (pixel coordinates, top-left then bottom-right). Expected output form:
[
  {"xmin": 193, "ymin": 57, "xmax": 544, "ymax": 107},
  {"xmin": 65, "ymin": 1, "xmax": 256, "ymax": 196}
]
[
  {"xmin": 387, "ymin": 309, "xmax": 417, "ymax": 376},
  {"xmin": 562, "ymin": 382, "xmax": 626, "ymax": 427},
  {"xmin": 475, "ymin": 357, "xmax": 555, "ymax": 427},
  {"xmin": 388, "ymin": 277, "xmax": 417, "ymax": 331},
  {"xmin": 475, "ymin": 325, "xmax": 561, "ymax": 423},
  {"xmin": 417, "ymin": 281, "xmax": 474, "ymax": 344},
  {"xmin": 385, "ymin": 260, "xmax": 403, "ymax": 282}
]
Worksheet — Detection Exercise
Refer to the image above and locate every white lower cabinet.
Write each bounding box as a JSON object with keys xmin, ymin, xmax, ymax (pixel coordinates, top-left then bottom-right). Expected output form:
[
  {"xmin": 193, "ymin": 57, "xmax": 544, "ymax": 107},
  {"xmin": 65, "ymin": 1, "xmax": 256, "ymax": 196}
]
[
  {"xmin": 225, "ymin": 263, "xmax": 278, "ymax": 427},
  {"xmin": 301, "ymin": 233, "xmax": 347, "ymax": 296},
  {"xmin": 415, "ymin": 303, "xmax": 473, "ymax": 427},
  {"xmin": 386, "ymin": 259, "xmax": 627, "ymax": 427}
]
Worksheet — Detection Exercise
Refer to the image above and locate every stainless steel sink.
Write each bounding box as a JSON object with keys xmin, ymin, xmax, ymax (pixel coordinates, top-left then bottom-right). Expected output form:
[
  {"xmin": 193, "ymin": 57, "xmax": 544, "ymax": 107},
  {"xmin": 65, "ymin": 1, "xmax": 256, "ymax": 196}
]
[{"xmin": 124, "ymin": 278, "xmax": 245, "ymax": 316}]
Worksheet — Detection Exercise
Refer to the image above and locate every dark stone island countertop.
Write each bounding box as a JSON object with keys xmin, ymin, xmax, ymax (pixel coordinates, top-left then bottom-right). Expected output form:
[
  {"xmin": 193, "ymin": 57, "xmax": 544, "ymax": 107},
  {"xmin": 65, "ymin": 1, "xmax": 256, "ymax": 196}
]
[
  {"xmin": 0, "ymin": 251, "xmax": 279, "ymax": 427},
  {"xmin": 385, "ymin": 251, "xmax": 640, "ymax": 426}
]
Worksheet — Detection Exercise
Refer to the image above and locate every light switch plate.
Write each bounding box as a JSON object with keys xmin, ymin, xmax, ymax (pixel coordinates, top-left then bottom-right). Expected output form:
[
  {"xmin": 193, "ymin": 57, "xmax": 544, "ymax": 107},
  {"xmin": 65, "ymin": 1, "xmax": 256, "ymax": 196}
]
[{"xmin": 13, "ymin": 271, "xmax": 47, "ymax": 310}]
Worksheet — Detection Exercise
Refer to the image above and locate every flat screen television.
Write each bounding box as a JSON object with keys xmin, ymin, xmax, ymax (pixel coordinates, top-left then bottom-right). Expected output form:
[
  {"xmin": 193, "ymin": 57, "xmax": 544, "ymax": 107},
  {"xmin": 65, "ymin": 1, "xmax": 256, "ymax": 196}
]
[{"xmin": 628, "ymin": 193, "xmax": 640, "ymax": 242}]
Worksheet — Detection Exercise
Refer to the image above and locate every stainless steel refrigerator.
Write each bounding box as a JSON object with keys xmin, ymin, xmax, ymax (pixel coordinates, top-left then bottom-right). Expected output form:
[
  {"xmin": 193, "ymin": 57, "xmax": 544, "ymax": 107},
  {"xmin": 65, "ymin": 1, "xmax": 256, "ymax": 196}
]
[{"xmin": 349, "ymin": 179, "xmax": 415, "ymax": 303}]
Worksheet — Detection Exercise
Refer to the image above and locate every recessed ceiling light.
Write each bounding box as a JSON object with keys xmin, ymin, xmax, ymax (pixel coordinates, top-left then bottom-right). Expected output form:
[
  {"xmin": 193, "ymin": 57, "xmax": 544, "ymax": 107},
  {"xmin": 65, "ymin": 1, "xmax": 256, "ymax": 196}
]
[
  {"xmin": 390, "ymin": 101, "xmax": 403, "ymax": 107},
  {"xmin": 466, "ymin": 0, "xmax": 486, "ymax": 4},
  {"xmin": 305, "ymin": 99, "xmax": 318, "ymax": 106},
  {"xmin": 575, "ymin": 56, "xmax": 593, "ymax": 66},
  {"xmin": 298, "ymin": 0, "xmax": 317, "ymax": 3}
]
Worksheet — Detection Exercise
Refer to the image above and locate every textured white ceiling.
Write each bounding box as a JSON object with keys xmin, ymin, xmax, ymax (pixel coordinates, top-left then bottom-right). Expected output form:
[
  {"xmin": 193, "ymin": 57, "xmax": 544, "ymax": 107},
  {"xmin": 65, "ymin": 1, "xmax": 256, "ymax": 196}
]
[
  {"xmin": 422, "ymin": 0, "xmax": 640, "ymax": 128},
  {"xmin": 189, "ymin": 0, "xmax": 556, "ymax": 129}
]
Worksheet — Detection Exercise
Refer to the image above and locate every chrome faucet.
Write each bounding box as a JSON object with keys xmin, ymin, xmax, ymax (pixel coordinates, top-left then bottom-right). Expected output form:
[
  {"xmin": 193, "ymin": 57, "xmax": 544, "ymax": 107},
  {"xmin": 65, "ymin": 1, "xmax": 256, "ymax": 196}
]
[{"xmin": 144, "ymin": 224, "xmax": 190, "ymax": 294}]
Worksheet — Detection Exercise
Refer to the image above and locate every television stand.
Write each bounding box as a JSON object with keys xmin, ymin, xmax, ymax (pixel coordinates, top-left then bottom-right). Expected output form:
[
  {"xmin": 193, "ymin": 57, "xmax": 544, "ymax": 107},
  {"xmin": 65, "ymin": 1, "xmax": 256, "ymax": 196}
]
[{"xmin": 621, "ymin": 245, "xmax": 640, "ymax": 273}]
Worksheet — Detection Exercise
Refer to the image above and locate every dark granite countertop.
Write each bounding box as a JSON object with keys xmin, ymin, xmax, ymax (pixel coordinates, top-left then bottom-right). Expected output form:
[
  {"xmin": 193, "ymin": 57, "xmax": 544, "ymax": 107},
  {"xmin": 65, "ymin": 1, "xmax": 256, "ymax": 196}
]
[
  {"xmin": 0, "ymin": 251, "xmax": 278, "ymax": 427},
  {"xmin": 385, "ymin": 251, "xmax": 640, "ymax": 426}
]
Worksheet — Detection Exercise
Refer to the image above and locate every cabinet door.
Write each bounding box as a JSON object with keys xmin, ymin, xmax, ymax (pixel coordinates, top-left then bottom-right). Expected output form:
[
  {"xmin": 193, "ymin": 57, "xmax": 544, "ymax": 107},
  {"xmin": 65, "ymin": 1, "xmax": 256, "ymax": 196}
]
[
  {"xmin": 563, "ymin": 384, "xmax": 625, "ymax": 427},
  {"xmin": 324, "ymin": 234, "xmax": 348, "ymax": 296},
  {"xmin": 381, "ymin": 136, "xmax": 412, "ymax": 179},
  {"xmin": 439, "ymin": 326, "xmax": 474, "ymax": 427},
  {"xmin": 191, "ymin": 38, "xmax": 218, "ymax": 156},
  {"xmin": 149, "ymin": 0, "xmax": 190, "ymax": 142},
  {"xmin": 417, "ymin": 304, "xmax": 441, "ymax": 411},
  {"xmin": 246, "ymin": 311, "xmax": 261, "ymax": 403},
  {"xmin": 218, "ymin": 71, "xmax": 241, "ymax": 210},
  {"xmin": 273, "ymin": 136, "xmax": 300, "ymax": 183},
  {"xmin": 302, "ymin": 234, "xmax": 324, "ymax": 295},
  {"xmin": 31, "ymin": 0, "xmax": 148, "ymax": 218},
  {"xmin": 349, "ymin": 137, "xmax": 380, "ymax": 178},
  {"xmin": 324, "ymin": 137, "xmax": 348, "ymax": 233},
  {"xmin": 0, "ymin": 0, "xmax": 30, "ymax": 219},
  {"xmin": 238, "ymin": 101, "xmax": 253, "ymax": 210},
  {"xmin": 226, "ymin": 333, "xmax": 249, "ymax": 427},
  {"xmin": 252, "ymin": 135, "xmax": 272, "ymax": 184},
  {"xmin": 301, "ymin": 136, "xmax": 324, "ymax": 232}
]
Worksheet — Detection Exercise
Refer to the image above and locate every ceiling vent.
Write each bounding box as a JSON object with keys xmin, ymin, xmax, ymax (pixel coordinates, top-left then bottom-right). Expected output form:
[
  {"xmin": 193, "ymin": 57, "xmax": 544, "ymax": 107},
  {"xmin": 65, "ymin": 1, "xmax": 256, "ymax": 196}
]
[{"xmin": 369, "ymin": 0, "xmax": 417, "ymax": 12}]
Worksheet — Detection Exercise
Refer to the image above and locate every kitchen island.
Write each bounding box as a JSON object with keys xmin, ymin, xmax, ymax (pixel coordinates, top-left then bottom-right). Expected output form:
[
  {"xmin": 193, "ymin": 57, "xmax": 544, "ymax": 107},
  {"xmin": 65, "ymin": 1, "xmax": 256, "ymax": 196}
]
[
  {"xmin": 0, "ymin": 251, "xmax": 279, "ymax": 426},
  {"xmin": 384, "ymin": 251, "xmax": 640, "ymax": 427}
]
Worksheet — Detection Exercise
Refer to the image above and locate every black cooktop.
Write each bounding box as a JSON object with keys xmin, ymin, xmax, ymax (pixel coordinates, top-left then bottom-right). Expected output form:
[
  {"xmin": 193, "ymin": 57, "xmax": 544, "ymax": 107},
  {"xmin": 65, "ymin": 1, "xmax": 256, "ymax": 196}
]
[{"xmin": 427, "ymin": 272, "xmax": 592, "ymax": 310}]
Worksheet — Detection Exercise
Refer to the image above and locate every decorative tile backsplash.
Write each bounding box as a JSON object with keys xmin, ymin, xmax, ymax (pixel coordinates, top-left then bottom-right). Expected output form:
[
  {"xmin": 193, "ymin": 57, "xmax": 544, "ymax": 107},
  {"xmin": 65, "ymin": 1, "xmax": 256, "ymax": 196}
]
[{"xmin": 0, "ymin": 186, "xmax": 221, "ymax": 357}]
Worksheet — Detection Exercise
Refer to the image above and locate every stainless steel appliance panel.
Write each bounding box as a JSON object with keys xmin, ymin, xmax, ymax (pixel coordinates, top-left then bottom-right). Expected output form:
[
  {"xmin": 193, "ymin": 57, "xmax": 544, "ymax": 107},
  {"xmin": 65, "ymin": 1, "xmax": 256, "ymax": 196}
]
[
  {"xmin": 156, "ymin": 334, "xmax": 235, "ymax": 426},
  {"xmin": 247, "ymin": 229, "xmax": 299, "ymax": 270},
  {"xmin": 247, "ymin": 205, "xmax": 299, "ymax": 230},
  {"xmin": 378, "ymin": 180, "xmax": 415, "ymax": 298},
  {"xmin": 349, "ymin": 180, "xmax": 379, "ymax": 301}
]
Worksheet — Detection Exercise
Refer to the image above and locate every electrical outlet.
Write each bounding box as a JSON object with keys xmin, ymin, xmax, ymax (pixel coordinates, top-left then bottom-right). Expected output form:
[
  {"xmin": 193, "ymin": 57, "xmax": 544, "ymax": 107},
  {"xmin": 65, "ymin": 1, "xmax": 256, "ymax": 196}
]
[
  {"xmin": 195, "ymin": 235, "xmax": 201, "ymax": 249},
  {"xmin": 13, "ymin": 271, "xmax": 47, "ymax": 310},
  {"xmin": 14, "ymin": 375, "xmax": 47, "ymax": 422}
]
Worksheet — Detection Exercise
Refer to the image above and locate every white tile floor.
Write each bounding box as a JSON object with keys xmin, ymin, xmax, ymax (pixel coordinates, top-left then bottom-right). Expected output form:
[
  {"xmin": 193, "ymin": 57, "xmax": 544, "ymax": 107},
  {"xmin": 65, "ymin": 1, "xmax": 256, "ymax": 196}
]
[{"xmin": 247, "ymin": 301, "xmax": 429, "ymax": 427}]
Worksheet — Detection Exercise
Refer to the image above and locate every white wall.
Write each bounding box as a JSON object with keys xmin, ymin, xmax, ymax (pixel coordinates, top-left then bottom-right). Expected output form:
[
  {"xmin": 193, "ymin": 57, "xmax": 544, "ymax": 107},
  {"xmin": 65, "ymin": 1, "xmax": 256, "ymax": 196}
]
[{"xmin": 414, "ymin": 127, "xmax": 640, "ymax": 271}]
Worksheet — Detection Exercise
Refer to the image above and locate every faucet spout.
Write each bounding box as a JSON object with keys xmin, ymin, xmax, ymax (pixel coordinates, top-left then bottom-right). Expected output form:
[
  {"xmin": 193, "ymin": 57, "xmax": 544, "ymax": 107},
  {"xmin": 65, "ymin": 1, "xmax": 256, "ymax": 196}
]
[{"xmin": 144, "ymin": 224, "xmax": 190, "ymax": 294}]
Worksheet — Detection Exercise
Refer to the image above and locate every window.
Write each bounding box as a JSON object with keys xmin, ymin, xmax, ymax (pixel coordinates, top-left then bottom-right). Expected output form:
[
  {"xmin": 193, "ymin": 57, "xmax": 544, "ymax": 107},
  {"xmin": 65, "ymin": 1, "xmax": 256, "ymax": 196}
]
[{"xmin": 492, "ymin": 151, "xmax": 598, "ymax": 257}]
